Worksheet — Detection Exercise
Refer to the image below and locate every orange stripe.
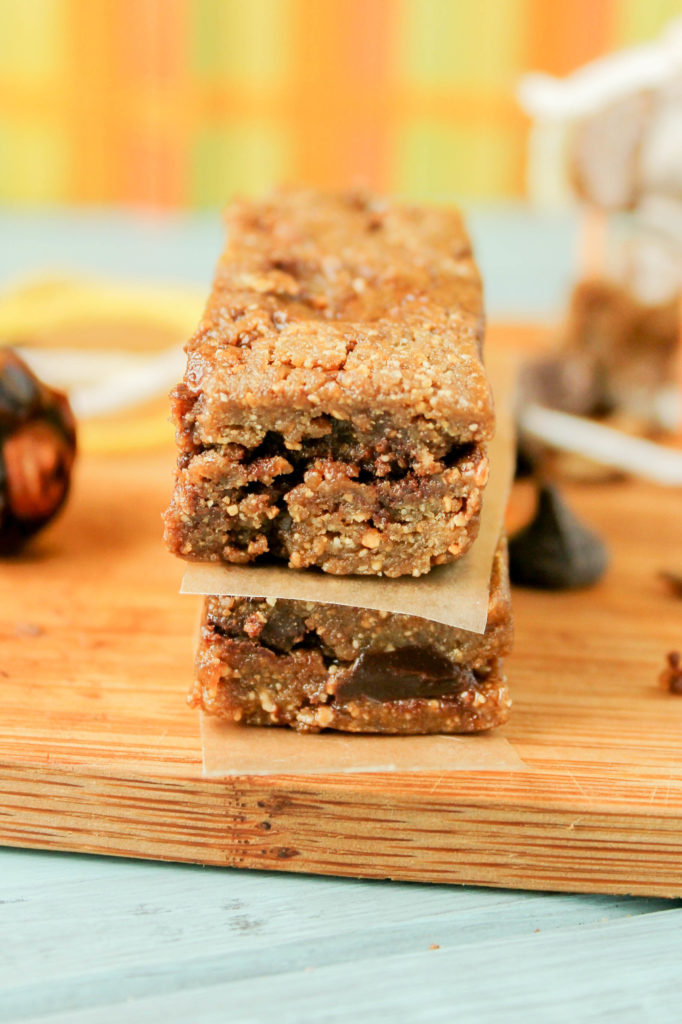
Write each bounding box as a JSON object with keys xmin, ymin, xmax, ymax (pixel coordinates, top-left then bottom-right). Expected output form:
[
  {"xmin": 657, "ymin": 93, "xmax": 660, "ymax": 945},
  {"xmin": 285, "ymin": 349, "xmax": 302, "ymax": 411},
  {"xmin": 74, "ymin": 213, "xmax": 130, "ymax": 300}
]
[
  {"xmin": 64, "ymin": 0, "xmax": 121, "ymax": 202},
  {"xmin": 122, "ymin": 0, "xmax": 185, "ymax": 83},
  {"xmin": 526, "ymin": 0, "xmax": 616, "ymax": 75},
  {"xmin": 341, "ymin": 0, "xmax": 395, "ymax": 190},
  {"xmin": 159, "ymin": 0, "xmax": 190, "ymax": 208},
  {"xmin": 288, "ymin": 0, "xmax": 395, "ymax": 189},
  {"xmin": 288, "ymin": 0, "xmax": 345, "ymax": 187},
  {"xmin": 118, "ymin": 0, "xmax": 189, "ymax": 207},
  {"xmin": 507, "ymin": 116, "xmax": 528, "ymax": 198}
]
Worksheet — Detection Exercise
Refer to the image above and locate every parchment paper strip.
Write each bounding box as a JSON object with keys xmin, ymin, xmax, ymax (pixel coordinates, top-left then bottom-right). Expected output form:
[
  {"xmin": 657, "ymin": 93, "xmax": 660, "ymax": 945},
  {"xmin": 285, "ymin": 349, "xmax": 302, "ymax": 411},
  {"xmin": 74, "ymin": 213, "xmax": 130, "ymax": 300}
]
[
  {"xmin": 201, "ymin": 713, "xmax": 526, "ymax": 775},
  {"xmin": 181, "ymin": 352, "xmax": 516, "ymax": 635}
]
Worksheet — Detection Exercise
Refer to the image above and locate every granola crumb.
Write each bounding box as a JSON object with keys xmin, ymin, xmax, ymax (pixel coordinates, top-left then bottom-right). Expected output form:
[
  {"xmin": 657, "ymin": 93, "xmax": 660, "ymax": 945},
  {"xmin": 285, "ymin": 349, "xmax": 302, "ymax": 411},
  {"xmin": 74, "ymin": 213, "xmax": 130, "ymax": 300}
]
[
  {"xmin": 660, "ymin": 571, "xmax": 682, "ymax": 599},
  {"xmin": 660, "ymin": 651, "xmax": 682, "ymax": 694}
]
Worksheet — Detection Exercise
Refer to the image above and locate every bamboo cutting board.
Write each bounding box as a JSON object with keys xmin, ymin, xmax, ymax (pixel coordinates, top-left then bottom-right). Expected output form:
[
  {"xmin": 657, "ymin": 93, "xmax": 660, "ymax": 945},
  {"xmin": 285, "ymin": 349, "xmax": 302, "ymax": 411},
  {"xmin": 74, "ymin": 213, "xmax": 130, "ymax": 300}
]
[{"xmin": 2, "ymin": 326, "xmax": 682, "ymax": 897}]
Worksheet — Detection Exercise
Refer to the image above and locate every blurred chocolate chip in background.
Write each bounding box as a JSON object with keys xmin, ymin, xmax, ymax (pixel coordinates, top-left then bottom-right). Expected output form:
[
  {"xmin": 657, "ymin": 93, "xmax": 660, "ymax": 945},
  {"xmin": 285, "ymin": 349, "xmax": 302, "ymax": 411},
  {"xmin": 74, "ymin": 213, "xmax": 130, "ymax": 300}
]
[
  {"xmin": 0, "ymin": 348, "xmax": 77, "ymax": 554},
  {"xmin": 509, "ymin": 483, "xmax": 608, "ymax": 590}
]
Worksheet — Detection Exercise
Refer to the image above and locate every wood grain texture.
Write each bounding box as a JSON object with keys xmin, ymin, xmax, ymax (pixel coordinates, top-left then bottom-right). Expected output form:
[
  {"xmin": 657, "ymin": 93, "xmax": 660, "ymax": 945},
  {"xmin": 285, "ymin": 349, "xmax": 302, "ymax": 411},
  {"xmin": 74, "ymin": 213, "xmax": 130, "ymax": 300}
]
[{"xmin": 2, "ymin": 325, "xmax": 682, "ymax": 897}]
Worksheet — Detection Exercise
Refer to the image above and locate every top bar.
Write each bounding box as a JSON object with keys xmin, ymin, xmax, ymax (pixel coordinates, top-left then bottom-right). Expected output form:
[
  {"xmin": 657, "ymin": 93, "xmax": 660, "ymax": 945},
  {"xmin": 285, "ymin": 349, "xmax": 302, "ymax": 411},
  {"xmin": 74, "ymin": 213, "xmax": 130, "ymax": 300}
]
[{"xmin": 164, "ymin": 187, "xmax": 494, "ymax": 577}]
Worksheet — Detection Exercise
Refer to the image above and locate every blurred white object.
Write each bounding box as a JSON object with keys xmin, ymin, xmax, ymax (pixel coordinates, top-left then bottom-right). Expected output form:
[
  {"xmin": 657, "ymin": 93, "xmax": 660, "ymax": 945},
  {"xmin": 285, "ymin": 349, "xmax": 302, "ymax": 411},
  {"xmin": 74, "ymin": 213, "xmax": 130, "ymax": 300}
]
[
  {"xmin": 519, "ymin": 20, "xmax": 682, "ymax": 121},
  {"xmin": 521, "ymin": 403, "xmax": 682, "ymax": 486},
  {"xmin": 619, "ymin": 196, "xmax": 682, "ymax": 304},
  {"xmin": 519, "ymin": 18, "xmax": 682, "ymax": 224},
  {"xmin": 0, "ymin": 274, "xmax": 201, "ymax": 421},
  {"xmin": 19, "ymin": 345, "xmax": 185, "ymax": 419},
  {"xmin": 519, "ymin": 12, "xmax": 682, "ymax": 430}
]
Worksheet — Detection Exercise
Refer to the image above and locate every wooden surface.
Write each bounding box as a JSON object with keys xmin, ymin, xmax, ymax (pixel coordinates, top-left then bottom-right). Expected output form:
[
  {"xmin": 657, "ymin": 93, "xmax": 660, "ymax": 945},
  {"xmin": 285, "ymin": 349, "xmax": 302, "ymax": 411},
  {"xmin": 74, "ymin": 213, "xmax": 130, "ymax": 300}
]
[
  {"xmin": 3, "ymin": 324, "xmax": 682, "ymax": 897},
  {"xmin": 3, "ymin": 212, "xmax": 678, "ymax": 1024}
]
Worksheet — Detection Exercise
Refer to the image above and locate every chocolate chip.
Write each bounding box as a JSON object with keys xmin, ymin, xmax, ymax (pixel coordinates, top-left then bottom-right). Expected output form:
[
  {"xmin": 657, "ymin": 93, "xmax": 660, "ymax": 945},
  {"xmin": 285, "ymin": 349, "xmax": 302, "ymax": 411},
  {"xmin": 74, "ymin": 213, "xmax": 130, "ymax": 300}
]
[
  {"xmin": 332, "ymin": 645, "xmax": 470, "ymax": 702},
  {"xmin": 514, "ymin": 436, "xmax": 538, "ymax": 480},
  {"xmin": 259, "ymin": 604, "xmax": 308, "ymax": 653},
  {"xmin": 509, "ymin": 484, "xmax": 608, "ymax": 590}
]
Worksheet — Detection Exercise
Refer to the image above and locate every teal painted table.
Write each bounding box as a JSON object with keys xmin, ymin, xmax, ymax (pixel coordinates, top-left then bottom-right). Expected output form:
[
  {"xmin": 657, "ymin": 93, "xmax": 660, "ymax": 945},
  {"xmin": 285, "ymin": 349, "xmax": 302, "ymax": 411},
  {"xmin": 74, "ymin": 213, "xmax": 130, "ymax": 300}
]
[{"xmin": 1, "ymin": 206, "xmax": 681, "ymax": 1024}]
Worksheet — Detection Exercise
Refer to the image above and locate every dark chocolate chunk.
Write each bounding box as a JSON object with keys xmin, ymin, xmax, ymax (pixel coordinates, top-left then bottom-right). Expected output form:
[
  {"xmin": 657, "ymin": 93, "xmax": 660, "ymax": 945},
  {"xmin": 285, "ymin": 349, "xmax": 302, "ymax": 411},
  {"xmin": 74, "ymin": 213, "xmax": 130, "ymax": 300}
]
[
  {"xmin": 514, "ymin": 436, "xmax": 537, "ymax": 480},
  {"xmin": 509, "ymin": 484, "xmax": 608, "ymax": 590},
  {"xmin": 332, "ymin": 645, "xmax": 471, "ymax": 702},
  {"xmin": 210, "ymin": 598, "xmax": 308, "ymax": 653},
  {"xmin": 259, "ymin": 603, "xmax": 308, "ymax": 652}
]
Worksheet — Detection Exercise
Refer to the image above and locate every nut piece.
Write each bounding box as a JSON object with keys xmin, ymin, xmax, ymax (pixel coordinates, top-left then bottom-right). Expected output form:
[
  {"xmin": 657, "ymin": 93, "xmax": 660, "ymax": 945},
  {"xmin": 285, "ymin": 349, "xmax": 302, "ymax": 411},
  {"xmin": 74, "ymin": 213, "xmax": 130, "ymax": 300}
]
[
  {"xmin": 361, "ymin": 528, "xmax": 381, "ymax": 549},
  {"xmin": 314, "ymin": 706, "xmax": 334, "ymax": 728}
]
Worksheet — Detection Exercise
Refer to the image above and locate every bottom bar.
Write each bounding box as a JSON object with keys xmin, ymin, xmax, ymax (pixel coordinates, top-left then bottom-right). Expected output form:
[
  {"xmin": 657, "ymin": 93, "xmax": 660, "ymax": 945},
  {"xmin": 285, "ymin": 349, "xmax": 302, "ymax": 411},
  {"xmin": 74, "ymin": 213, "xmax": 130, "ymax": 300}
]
[{"xmin": 190, "ymin": 538, "xmax": 513, "ymax": 734}]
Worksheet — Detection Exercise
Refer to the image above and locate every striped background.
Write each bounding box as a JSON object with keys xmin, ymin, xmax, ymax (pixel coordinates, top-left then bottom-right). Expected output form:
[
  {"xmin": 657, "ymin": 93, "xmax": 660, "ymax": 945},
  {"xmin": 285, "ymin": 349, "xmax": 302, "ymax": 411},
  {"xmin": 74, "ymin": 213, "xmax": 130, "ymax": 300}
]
[{"xmin": 0, "ymin": 0, "xmax": 679, "ymax": 207}]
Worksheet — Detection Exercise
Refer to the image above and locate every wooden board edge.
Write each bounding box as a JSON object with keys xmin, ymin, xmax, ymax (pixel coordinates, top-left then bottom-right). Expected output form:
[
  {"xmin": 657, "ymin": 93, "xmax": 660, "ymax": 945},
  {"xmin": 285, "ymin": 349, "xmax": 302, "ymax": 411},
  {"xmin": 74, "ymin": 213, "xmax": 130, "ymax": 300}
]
[{"xmin": 2, "ymin": 764, "xmax": 682, "ymax": 898}]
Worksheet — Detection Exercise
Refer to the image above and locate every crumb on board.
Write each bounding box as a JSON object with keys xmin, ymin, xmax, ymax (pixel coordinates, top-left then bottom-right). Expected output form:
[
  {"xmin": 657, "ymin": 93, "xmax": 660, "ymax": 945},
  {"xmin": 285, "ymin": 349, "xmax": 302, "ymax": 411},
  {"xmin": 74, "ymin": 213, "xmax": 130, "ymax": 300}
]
[
  {"xmin": 659, "ymin": 651, "xmax": 682, "ymax": 694},
  {"xmin": 14, "ymin": 622, "xmax": 45, "ymax": 638},
  {"xmin": 660, "ymin": 571, "xmax": 682, "ymax": 599}
]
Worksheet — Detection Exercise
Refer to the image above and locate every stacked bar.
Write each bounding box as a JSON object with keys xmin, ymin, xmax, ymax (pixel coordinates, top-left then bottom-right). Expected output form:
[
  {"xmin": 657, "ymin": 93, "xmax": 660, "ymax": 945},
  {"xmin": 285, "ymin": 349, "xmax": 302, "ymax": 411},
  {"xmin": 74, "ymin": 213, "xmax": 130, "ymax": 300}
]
[
  {"xmin": 192, "ymin": 539, "xmax": 512, "ymax": 733},
  {"xmin": 165, "ymin": 187, "xmax": 513, "ymax": 734}
]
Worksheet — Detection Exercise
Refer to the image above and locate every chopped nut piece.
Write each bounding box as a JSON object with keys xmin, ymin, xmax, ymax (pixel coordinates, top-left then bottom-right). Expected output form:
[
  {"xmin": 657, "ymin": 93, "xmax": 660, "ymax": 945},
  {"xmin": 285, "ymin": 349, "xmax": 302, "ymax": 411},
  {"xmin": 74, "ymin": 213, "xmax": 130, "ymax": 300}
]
[{"xmin": 314, "ymin": 706, "xmax": 335, "ymax": 727}]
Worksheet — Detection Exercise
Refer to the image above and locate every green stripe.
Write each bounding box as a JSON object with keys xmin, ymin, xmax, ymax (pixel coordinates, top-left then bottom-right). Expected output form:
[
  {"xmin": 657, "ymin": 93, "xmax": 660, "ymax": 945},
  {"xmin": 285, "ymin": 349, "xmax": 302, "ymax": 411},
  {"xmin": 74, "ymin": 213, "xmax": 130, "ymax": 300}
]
[{"xmin": 190, "ymin": 122, "xmax": 292, "ymax": 207}]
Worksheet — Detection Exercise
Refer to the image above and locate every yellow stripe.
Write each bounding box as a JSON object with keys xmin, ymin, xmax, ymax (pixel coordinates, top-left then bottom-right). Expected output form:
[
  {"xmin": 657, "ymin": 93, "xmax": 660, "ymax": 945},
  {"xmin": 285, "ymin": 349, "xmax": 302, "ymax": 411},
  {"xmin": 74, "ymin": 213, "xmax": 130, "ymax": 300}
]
[
  {"xmin": 0, "ymin": 0, "xmax": 65, "ymax": 81},
  {"xmin": 80, "ymin": 409, "xmax": 174, "ymax": 455}
]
